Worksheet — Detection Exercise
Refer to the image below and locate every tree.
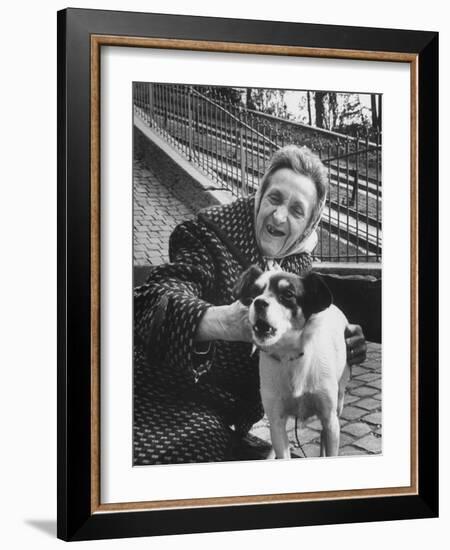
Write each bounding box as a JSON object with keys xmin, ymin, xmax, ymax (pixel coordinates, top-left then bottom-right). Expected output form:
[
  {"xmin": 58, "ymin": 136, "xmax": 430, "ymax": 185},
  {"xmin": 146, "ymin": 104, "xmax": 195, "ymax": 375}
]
[
  {"xmin": 335, "ymin": 94, "xmax": 370, "ymax": 131},
  {"xmin": 246, "ymin": 88, "xmax": 257, "ymax": 110},
  {"xmin": 246, "ymin": 89, "xmax": 286, "ymax": 115},
  {"xmin": 314, "ymin": 91, "xmax": 327, "ymax": 128},
  {"xmin": 327, "ymin": 92, "xmax": 338, "ymax": 129},
  {"xmin": 370, "ymin": 93, "xmax": 382, "ymax": 131},
  {"xmin": 307, "ymin": 91, "xmax": 312, "ymax": 125},
  {"xmin": 370, "ymin": 94, "xmax": 379, "ymax": 129}
]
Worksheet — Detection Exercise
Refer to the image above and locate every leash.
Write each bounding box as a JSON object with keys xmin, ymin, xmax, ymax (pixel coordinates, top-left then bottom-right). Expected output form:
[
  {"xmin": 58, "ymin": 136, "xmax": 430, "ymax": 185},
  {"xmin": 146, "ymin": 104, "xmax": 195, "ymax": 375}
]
[{"xmin": 294, "ymin": 416, "xmax": 307, "ymax": 458}]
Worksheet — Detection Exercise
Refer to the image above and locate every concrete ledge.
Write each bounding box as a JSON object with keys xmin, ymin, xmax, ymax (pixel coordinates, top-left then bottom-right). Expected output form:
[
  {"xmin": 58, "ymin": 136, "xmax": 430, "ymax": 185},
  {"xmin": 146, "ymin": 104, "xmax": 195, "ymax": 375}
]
[
  {"xmin": 312, "ymin": 261, "xmax": 381, "ymax": 278},
  {"xmin": 134, "ymin": 114, "xmax": 234, "ymax": 213}
]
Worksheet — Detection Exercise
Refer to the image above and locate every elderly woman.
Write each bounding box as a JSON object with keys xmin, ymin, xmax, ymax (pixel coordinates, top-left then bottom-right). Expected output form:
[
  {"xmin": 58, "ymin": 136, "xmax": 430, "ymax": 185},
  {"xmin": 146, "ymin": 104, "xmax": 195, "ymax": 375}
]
[{"xmin": 133, "ymin": 145, "xmax": 369, "ymax": 465}]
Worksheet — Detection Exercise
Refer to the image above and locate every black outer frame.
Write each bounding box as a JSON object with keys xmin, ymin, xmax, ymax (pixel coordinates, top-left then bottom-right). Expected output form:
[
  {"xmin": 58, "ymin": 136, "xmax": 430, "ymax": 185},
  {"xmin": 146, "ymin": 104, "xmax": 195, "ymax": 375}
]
[{"xmin": 57, "ymin": 8, "xmax": 438, "ymax": 542}]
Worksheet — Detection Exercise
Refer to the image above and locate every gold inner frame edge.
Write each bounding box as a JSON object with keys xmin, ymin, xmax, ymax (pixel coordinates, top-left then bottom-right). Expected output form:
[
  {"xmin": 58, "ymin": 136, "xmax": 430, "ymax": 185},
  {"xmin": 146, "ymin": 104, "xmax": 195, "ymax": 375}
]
[{"xmin": 89, "ymin": 34, "xmax": 419, "ymax": 514}]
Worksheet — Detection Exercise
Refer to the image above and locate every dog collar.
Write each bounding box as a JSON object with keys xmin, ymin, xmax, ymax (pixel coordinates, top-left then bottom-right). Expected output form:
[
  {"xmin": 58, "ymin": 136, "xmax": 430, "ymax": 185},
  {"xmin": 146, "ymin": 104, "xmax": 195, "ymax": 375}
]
[
  {"xmin": 250, "ymin": 344, "xmax": 304, "ymax": 362},
  {"xmin": 268, "ymin": 350, "xmax": 305, "ymax": 362}
]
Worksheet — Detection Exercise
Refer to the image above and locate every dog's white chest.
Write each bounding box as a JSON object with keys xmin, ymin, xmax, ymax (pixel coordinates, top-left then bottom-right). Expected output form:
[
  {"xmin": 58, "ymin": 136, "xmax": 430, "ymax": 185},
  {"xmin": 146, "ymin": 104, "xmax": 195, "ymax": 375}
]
[{"xmin": 259, "ymin": 353, "xmax": 317, "ymax": 420}]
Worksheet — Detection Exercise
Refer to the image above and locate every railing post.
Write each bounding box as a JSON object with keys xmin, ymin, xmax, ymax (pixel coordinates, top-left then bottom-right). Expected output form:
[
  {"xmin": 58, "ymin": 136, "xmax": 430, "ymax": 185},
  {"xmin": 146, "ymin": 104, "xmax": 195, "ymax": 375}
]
[
  {"xmin": 188, "ymin": 87, "xmax": 193, "ymax": 161},
  {"xmin": 350, "ymin": 133, "xmax": 358, "ymax": 207},
  {"xmin": 239, "ymin": 124, "xmax": 246, "ymax": 195},
  {"xmin": 353, "ymin": 131, "xmax": 360, "ymax": 262},
  {"xmin": 148, "ymin": 83, "xmax": 154, "ymax": 127},
  {"xmin": 365, "ymin": 129, "xmax": 370, "ymax": 261},
  {"xmin": 345, "ymin": 135, "xmax": 350, "ymax": 260},
  {"xmin": 376, "ymin": 129, "xmax": 381, "ymax": 262}
]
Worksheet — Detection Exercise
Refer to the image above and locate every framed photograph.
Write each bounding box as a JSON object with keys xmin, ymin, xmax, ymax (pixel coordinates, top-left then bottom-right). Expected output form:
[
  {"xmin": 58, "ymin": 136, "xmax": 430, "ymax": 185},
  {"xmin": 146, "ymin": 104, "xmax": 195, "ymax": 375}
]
[{"xmin": 57, "ymin": 8, "xmax": 438, "ymax": 542}]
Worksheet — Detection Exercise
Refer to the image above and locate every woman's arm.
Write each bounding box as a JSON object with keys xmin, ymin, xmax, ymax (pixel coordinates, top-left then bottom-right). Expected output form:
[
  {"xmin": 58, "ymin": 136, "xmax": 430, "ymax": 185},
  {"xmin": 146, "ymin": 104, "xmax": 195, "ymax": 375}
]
[
  {"xmin": 134, "ymin": 219, "xmax": 252, "ymax": 382},
  {"xmin": 134, "ymin": 220, "xmax": 219, "ymax": 380}
]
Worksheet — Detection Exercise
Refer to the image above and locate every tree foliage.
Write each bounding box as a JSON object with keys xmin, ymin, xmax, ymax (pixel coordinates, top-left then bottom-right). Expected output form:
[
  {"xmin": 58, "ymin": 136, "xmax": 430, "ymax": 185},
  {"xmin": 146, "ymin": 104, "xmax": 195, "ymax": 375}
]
[
  {"xmin": 194, "ymin": 85, "xmax": 380, "ymax": 133},
  {"xmin": 246, "ymin": 88, "xmax": 287, "ymax": 116},
  {"xmin": 302, "ymin": 91, "xmax": 377, "ymax": 132}
]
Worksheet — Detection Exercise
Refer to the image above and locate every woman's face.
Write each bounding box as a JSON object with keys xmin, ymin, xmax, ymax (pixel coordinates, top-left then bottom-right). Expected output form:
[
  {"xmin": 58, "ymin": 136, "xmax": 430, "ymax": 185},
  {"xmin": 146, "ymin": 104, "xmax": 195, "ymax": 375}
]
[{"xmin": 255, "ymin": 168, "xmax": 318, "ymax": 258}]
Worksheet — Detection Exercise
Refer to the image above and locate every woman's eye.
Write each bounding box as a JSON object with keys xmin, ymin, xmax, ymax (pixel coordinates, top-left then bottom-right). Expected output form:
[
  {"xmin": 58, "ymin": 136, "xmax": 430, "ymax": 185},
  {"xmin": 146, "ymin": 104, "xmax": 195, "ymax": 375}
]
[
  {"xmin": 268, "ymin": 194, "xmax": 281, "ymax": 205},
  {"xmin": 292, "ymin": 208, "xmax": 304, "ymax": 218}
]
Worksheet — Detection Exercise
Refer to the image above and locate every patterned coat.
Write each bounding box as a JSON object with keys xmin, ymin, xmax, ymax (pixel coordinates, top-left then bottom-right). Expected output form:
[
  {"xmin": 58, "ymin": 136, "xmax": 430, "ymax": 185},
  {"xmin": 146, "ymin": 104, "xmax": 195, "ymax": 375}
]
[{"xmin": 133, "ymin": 196, "xmax": 312, "ymax": 463}]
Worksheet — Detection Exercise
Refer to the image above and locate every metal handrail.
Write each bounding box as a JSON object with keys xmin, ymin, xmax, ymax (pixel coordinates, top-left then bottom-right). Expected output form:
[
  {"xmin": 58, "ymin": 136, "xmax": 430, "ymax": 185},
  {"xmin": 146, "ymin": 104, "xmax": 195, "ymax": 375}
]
[
  {"xmin": 245, "ymin": 108, "xmax": 382, "ymax": 148},
  {"xmin": 191, "ymin": 88, "xmax": 279, "ymax": 149}
]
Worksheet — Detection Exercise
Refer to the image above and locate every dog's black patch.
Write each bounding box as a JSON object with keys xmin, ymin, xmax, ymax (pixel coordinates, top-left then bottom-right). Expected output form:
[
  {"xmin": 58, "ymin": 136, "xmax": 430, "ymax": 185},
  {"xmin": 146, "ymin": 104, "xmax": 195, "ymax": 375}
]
[
  {"xmin": 301, "ymin": 272, "xmax": 333, "ymax": 318},
  {"xmin": 267, "ymin": 274, "xmax": 303, "ymax": 316},
  {"xmin": 267, "ymin": 272, "xmax": 332, "ymax": 319},
  {"xmin": 233, "ymin": 265, "xmax": 264, "ymax": 306}
]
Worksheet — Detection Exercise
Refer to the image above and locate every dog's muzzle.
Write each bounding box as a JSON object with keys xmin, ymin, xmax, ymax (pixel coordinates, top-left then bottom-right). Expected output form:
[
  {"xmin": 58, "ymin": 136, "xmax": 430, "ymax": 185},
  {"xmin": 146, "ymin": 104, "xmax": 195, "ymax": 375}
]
[
  {"xmin": 253, "ymin": 318, "xmax": 276, "ymax": 339},
  {"xmin": 253, "ymin": 298, "xmax": 269, "ymax": 313}
]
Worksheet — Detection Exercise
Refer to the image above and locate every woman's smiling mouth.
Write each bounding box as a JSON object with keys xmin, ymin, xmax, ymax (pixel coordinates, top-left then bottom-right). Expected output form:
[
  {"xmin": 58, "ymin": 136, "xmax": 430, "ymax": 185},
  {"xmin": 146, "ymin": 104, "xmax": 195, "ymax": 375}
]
[{"xmin": 266, "ymin": 223, "xmax": 286, "ymax": 237}]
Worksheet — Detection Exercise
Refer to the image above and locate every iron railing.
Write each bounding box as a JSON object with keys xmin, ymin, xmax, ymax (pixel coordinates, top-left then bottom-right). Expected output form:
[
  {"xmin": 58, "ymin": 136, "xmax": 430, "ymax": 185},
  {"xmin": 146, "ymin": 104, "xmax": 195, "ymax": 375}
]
[{"xmin": 133, "ymin": 83, "xmax": 382, "ymax": 262}]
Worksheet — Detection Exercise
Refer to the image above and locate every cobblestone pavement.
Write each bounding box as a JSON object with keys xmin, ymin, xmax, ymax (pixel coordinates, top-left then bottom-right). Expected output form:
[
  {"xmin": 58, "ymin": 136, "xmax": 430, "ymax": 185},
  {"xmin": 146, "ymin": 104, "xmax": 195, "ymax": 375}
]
[
  {"xmin": 250, "ymin": 342, "xmax": 382, "ymax": 457},
  {"xmin": 133, "ymin": 157, "xmax": 382, "ymax": 457},
  {"xmin": 134, "ymin": 160, "xmax": 195, "ymax": 266}
]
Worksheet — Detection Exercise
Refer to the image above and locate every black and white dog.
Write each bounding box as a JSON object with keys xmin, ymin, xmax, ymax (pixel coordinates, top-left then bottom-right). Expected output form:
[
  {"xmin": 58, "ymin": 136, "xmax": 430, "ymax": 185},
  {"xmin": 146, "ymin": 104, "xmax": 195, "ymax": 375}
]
[{"xmin": 234, "ymin": 265, "xmax": 350, "ymax": 459}]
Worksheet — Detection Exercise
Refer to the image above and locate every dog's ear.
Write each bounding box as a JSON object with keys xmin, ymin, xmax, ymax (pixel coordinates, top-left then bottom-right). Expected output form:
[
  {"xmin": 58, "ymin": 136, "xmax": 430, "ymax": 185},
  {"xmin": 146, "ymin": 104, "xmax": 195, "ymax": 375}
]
[
  {"xmin": 233, "ymin": 265, "xmax": 263, "ymax": 306},
  {"xmin": 301, "ymin": 272, "xmax": 333, "ymax": 318}
]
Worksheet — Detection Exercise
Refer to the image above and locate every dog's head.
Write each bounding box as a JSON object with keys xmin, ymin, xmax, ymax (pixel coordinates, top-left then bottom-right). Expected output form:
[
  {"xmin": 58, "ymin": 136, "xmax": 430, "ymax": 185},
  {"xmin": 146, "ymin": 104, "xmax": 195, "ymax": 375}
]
[{"xmin": 234, "ymin": 265, "xmax": 332, "ymax": 348}]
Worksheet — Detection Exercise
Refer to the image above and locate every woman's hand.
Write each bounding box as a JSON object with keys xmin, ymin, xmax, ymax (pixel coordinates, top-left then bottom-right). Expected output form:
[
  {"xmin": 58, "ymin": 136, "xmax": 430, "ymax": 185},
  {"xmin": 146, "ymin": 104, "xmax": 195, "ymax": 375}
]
[
  {"xmin": 345, "ymin": 324, "xmax": 367, "ymax": 366},
  {"xmin": 196, "ymin": 301, "xmax": 253, "ymax": 343},
  {"xmin": 220, "ymin": 301, "xmax": 254, "ymax": 342}
]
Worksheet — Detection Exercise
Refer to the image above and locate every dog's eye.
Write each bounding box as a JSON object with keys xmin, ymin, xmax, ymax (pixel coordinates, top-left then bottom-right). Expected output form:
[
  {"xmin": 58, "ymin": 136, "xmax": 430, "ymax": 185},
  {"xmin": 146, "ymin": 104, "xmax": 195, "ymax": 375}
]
[
  {"xmin": 283, "ymin": 290, "xmax": 295, "ymax": 300},
  {"xmin": 240, "ymin": 285, "xmax": 262, "ymax": 307}
]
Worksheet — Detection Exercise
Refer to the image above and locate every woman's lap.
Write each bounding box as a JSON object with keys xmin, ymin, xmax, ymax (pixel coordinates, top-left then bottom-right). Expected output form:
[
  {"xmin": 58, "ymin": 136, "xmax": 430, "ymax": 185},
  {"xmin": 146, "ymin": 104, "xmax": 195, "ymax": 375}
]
[{"xmin": 133, "ymin": 344, "xmax": 233, "ymax": 465}]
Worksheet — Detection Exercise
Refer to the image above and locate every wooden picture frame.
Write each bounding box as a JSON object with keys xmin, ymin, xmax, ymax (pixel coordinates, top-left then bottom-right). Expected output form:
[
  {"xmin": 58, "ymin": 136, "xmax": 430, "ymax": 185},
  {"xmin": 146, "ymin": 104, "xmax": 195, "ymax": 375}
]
[{"xmin": 57, "ymin": 8, "xmax": 438, "ymax": 541}]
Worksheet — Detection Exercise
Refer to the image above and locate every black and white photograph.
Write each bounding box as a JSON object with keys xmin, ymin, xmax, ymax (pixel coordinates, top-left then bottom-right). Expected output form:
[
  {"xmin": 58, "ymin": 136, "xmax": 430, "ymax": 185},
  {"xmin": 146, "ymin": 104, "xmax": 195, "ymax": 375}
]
[
  {"xmin": 0, "ymin": 0, "xmax": 443, "ymax": 545},
  {"xmin": 132, "ymin": 84, "xmax": 382, "ymax": 466}
]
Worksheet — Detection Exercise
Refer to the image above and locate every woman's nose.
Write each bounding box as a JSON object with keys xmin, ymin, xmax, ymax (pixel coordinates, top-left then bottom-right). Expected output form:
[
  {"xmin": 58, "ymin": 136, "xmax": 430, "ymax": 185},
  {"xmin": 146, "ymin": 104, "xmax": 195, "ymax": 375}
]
[{"xmin": 273, "ymin": 205, "xmax": 288, "ymax": 224}]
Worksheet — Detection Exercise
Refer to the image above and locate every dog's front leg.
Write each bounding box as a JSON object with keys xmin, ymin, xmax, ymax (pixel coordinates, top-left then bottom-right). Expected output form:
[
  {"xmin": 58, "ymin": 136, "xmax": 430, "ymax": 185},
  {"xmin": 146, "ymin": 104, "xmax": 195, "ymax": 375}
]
[
  {"xmin": 320, "ymin": 431, "xmax": 325, "ymax": 457},
  {"xmin": 321, "ymin": 412, "xmax": 340, "ymax": 456},
  {"xmin": 267, "ymin": 414, "xmax": 291, "ymax": 459}
]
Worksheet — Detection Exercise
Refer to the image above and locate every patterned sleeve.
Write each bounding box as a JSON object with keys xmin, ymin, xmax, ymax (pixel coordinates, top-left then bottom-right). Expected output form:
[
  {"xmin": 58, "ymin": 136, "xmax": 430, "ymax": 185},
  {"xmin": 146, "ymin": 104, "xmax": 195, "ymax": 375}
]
[{"xmin": 134, "ymin": 220, "xmax": 218, "ymax": 380}]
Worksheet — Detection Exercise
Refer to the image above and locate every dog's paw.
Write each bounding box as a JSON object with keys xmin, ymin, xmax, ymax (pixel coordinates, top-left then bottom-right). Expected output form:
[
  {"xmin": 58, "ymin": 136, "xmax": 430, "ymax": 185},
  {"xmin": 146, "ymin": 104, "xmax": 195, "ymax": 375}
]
[{"xmin": 266, "ymin": 448, "xmax": 276, "ymax": 460}]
